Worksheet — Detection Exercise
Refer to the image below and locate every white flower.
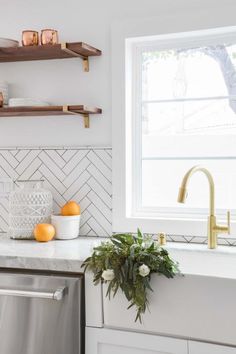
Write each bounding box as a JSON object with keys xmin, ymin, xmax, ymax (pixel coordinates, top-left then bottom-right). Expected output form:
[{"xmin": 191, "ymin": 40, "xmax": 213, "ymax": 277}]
[
  {"xmin": 139, "ymin": 264, "xmax": 150, "ymax": 277},
  {"xmin": 102, "ymin": 269, "xmax": 115, "ymax": 281}
]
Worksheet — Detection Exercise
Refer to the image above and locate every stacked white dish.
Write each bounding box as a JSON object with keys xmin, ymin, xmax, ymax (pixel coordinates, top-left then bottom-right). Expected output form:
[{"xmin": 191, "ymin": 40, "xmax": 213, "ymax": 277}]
[
  {"xmin": 9, "ymin": 98, "xmax": 50, "ymax": 107},
  {"xmin": 0, "ymin": 38, "xmax": 19, "ymax": 48}
]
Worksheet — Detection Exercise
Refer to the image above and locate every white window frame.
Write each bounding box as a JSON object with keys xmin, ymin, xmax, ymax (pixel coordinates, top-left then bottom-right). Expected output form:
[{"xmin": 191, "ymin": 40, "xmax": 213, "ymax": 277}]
[{"xmin": 112, "ymin": 16, "xmax": 236, "ymax": 236}]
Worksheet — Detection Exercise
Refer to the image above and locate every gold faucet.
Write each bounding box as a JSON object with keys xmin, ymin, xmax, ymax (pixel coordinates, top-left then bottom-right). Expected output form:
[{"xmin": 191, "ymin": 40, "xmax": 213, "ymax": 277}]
[{"xmin": 177, "ymin": 165, "xmax": 230, "ymax": 249}]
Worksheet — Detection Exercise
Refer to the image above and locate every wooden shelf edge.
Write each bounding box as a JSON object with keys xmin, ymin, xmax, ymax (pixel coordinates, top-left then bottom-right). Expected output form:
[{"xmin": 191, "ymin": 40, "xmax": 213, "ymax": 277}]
[
  {"xmin": 0, "ymin": 105, "xmax": 102, "ymax": 128},
  {"xmin": 0, "ymin": 42, "xmax": 102, "ymax": 71}
]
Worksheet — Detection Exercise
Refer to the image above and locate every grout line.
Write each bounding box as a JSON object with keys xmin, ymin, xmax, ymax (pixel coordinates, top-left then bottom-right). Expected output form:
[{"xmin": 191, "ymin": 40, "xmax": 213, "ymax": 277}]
[
  {"xmin": 93, "ymin": 150, "xmax": 112, "ymax": 171},
  {"xmin": 27, "ymin": 162, "xmax": 43, "ymax": 180},
  {"xmin": 61, "ymin": 151, "xmax": 89, "ymax": 184},
  {"xmin": 43, "ymin": 150, "xmax": 67, "ymax": 169},
  {"xmin": 87, "ymin": 155, "xmax": 112, "ymax": 184},
  {"xmin": 63, "ymin": 176, "xmax": 90, "ymax": 200},
  {"xmin": 86, "ymin": 171, "xmax": 112, "ymax": 197},
  {"xmin": 87, "ymin": 217, "xmax": 110, "ymax": 236}
]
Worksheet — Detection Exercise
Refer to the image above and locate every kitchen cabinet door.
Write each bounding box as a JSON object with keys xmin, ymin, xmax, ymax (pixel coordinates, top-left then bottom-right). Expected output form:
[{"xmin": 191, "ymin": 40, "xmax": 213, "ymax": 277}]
[
  {"xmin": 189, "ymin": 341, "xmax": 236, "ymax": 354},
  {"xmin": 86, "ymin": 327, "xmax": 188, "ymax": 354}
]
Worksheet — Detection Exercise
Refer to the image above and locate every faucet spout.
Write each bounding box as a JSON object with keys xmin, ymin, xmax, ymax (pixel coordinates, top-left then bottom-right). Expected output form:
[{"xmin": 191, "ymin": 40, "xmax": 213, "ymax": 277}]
[
  {"xmin": 177, "ymin": 165, "xmax": 230, "ymax": 249},
  {"xmin": 178, "ymin": 165, "xmax": 215, "ymax": 216}
]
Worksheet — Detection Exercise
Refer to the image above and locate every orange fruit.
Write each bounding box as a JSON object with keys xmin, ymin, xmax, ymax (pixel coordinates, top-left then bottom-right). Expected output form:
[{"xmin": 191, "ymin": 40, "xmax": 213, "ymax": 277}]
[
  {"xmin": 61, "ymin": 201, "xmax": 81, "ymax": 216},
  {"xmin": 34, "ymin": 223, "xmax": 55, "ymax": 242}
]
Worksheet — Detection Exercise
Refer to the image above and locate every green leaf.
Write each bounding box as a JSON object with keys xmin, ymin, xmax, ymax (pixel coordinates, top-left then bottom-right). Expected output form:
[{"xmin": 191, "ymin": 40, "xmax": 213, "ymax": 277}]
[
  {"xmin": 143, "ymin": 277, "xmax": 153, "ymax": 291},
  {"xmin": 106, "ymin": 281, "xmax": 113, "ymax": 299},
  {"xmin": 82, "ymin": 229, "xmax": 181, "ymax": 322},
  {"xmin": 137, "ymin": 228, "xmax": 143, "ymax": 245}
]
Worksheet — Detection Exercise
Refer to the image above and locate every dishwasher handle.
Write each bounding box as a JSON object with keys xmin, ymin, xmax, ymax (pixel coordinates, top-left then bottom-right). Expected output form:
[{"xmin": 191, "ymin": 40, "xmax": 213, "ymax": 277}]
[{"xmin": 0, "ymin": 286, "xmax": 66, "ymax": 301}]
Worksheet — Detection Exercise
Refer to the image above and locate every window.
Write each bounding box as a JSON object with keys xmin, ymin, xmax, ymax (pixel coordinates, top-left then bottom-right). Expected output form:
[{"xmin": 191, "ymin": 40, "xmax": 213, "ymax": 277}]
[{"xmin": 112, "ymin": 25, "xmax": 236, "ymax": 235}]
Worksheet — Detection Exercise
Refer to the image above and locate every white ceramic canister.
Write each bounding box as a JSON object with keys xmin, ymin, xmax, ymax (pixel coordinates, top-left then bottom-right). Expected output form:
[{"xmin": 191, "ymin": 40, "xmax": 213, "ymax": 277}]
[
  {"xmin": 9, "ymin": 180, "xmax": 53, "ymax": 239},
  {"xmin": 0, "ymin": 81, "xmax": 8, "ymax": 105},
  {"xmin": 51, "ymin": 214, "xmax": 80, "ymax": 240}
]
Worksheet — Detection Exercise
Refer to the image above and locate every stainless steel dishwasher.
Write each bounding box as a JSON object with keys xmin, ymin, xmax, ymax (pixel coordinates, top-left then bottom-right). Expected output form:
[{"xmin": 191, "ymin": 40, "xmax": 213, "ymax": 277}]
[{"xmin": 0, "ymin": 270, "xmax": 84, "ymax": 354}]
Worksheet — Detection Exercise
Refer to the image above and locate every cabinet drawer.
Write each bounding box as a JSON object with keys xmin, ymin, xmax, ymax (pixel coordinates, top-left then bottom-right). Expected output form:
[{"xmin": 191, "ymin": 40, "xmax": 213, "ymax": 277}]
[
  {"xmin": 189, "ymin": 341, "xmax": 236, "ymax": 354},
  {"xmin": 86, "ymin": 327, "xmax": 188, "ymax": 354}
]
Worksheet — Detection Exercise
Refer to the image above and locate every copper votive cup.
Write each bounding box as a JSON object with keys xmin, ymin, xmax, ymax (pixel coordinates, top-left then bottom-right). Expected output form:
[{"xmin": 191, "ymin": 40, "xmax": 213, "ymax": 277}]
[
  {"xmin": 41, "ymin": 29, "xmax": 58, "ymax": 45},
  {"xmin": 22, "ymin": 30, "xmax": 39, "ymax": 46},
  {"xmin": 0, "ymin": 92, "xmax": 3, "ymax": 108}
]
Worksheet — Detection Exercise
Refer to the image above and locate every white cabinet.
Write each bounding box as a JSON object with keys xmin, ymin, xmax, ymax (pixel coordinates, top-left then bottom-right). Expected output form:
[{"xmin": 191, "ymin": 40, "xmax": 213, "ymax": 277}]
[
  {"xmin": 86, "ymin": 327, "xmax": 236, "ymax": 354},
  {"xmin": 86, "ymin": 327, "xmax": 188, "ymax": 354},
  {"xmin": 189, "ymin": 341, "xmax": 236, "ymax": 354},
  {"xmin": 102, "ymin": 275, "xmax": 236, "ymax": 345}
]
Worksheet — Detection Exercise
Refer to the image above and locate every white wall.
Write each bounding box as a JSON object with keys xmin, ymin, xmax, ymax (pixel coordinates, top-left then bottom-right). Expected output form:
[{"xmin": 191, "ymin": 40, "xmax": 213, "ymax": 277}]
[{"xmin": 0, "ymin": 0, "xmax": 235, "ymax": 147}]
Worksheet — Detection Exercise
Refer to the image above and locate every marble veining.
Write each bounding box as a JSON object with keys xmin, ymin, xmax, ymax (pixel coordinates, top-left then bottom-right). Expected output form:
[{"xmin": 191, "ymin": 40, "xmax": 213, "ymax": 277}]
[
  {"xmin": 0, "ymin": 235, "xmax": 105, "ymax": 273},
  {"xmin": 0, "ymin": 234, "xmax": 235, "ymax": 276}
]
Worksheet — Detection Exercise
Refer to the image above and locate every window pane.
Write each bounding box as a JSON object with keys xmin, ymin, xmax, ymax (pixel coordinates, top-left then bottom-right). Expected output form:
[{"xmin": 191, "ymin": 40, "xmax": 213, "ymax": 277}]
[
  {"xmin": 142, "ymin": 44, "xmax": 236, "ymax": 101},
  {"xmin": 142, "ymin": 100, "xmax": 236, "ymax": 159},
  {"xmin": 142, "ymin": 159, "xmax": 236, "ymax": 211},
  {"xmin": 142, "ymin": 99, "xmax": 236, "ymax": 137},
  {"xmin": 139, "ymin": 41, "xmax": 236, "ymax": 213}
]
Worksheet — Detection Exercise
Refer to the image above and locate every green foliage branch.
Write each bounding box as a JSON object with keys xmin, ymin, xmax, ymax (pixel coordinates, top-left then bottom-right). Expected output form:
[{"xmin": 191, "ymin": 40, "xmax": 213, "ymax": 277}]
[{"xmin": 82, "ymin": 230, "xmax": 180, "ymax": 322}]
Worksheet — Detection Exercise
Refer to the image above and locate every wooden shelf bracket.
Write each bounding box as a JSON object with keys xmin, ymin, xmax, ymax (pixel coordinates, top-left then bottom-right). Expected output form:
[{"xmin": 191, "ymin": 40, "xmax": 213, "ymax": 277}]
[
  {"xmin": 62, "ymin": 105, "xmax": 90, "ymax": 128},
  {"xmin": 61, "ymin": 42, "xmax": 89, "ymax": 72}
]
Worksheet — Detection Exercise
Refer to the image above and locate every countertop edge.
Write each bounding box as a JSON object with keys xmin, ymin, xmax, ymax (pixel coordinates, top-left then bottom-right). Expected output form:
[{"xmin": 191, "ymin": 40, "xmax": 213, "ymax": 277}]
[{"xmin": 0, "ymin": 254, "xmax": 85, "ymax": 273}]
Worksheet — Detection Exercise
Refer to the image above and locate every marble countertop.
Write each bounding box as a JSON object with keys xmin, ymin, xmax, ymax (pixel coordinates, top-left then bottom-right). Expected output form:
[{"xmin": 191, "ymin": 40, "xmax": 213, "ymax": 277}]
[
  {"xmin": 0, "ymin": 233, "xmax": 236, "ymax": 275},
  {"xmin": 0, "ymin": 234, "xmax": 104, "ymax": 273}
]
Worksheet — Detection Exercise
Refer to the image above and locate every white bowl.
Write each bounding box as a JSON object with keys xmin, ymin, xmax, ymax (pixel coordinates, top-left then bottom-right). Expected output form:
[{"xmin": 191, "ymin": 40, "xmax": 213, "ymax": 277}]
[
  {"xmin": 0, "ymin": 38, "xmax": 19, "ymax": 48},
  {"xmin": 51, "ymin": 214, "xmax": 81, "ymax": 240},
  {"xmin": 9, "ymin": 98, "xmax": 50, "ymax": 107}
]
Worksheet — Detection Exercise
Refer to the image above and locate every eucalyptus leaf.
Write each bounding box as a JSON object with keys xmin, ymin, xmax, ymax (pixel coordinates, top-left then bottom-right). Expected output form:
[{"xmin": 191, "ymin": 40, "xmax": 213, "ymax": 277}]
[{"xmin": 82, "ymin": 229, "xmax": 180, "ymax": 322}]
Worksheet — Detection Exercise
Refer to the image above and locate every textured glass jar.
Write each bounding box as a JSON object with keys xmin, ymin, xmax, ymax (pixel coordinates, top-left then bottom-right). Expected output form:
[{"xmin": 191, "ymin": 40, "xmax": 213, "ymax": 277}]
[{"xmin": 9, "ymin": 180, "xmax": 53, "ymax": 239}]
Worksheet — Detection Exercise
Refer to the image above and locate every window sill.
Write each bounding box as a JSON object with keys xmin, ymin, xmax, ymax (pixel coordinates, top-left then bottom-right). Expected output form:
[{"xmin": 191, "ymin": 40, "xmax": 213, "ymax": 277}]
[{"xmin": 113, "ymin": 214, "xmax": 236, "ymax": 238}]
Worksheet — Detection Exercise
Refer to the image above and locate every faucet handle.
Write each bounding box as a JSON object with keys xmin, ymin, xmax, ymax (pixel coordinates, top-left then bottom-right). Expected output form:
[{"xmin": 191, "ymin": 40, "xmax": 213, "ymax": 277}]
[
  {"xmin": 215, "ymin": 210, "xmax": 231, "ymax": 236},
  {"xmin": 227, "ymin": 210, "xmax": 231, "ymax": 235}
]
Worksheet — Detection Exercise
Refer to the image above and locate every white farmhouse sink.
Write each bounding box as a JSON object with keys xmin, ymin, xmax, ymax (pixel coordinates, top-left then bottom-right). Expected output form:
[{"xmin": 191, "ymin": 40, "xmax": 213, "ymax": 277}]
[
  {"xmin": 167, "ymin": 242, "xmax": 236, "ymax": 279},
  {"xmin": 102, "ymin": 243, "xmax": 236, "ymax": 346}
]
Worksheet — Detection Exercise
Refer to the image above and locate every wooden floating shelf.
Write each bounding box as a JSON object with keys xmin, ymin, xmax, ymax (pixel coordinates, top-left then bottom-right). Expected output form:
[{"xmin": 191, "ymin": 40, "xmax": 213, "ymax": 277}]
[
  {"xmin": 0, "ymin": 105, "xmax": 102, "ymax": 128},
  {"xmin": 0, "ymin": 42, "xmax": 102, "ymax": 71}
]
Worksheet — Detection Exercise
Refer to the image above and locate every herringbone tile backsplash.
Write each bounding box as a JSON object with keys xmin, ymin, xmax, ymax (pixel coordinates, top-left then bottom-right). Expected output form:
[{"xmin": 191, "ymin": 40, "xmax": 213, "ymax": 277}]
[{"xmin": 0, "ymin": 147, "xmax": 112, "ymax": 237}]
